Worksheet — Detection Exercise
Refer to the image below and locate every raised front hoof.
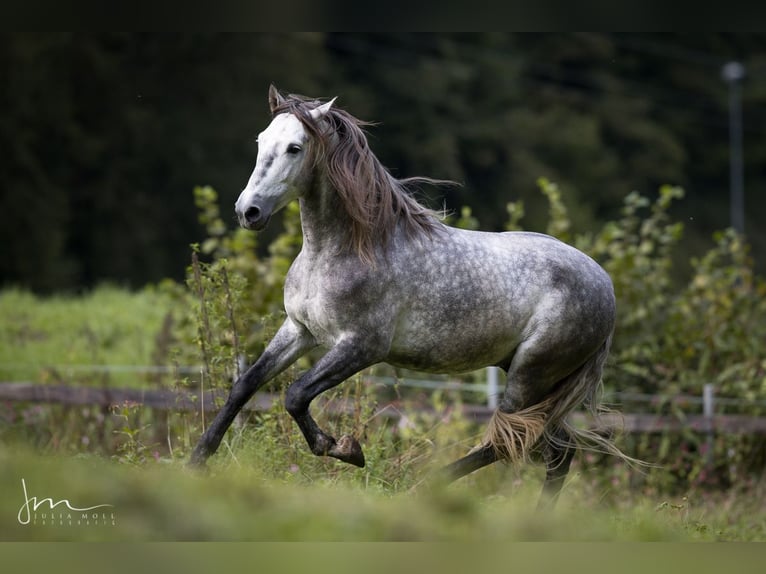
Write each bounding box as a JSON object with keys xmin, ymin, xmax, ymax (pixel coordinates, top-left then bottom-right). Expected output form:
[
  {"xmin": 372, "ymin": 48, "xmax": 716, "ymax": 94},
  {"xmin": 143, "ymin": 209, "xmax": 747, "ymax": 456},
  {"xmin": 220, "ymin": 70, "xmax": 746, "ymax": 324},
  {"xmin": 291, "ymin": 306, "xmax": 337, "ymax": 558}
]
[{"xmin": 329, "ymin": 435, "xmax": 366, "ymax": 468}]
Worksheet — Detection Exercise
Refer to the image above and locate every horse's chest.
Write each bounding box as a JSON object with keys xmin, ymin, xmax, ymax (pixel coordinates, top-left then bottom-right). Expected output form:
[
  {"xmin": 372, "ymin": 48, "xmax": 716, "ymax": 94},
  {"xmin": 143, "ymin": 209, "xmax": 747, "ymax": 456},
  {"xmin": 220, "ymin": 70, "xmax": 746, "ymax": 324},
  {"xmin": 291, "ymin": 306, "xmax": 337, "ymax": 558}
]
[
  {"xmin": 283, "ymin": 261, "xmax": 372, "ymax": 345},
  {"xmin": 285, "ymin": 280, "xmax": 331, "ymax": 336}
]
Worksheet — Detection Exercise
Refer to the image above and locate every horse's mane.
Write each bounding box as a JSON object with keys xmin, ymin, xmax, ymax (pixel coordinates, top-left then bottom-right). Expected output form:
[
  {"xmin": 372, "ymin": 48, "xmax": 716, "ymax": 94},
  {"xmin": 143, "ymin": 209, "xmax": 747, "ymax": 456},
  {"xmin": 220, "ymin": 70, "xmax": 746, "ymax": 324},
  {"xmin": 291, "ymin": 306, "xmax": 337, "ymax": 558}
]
[{"xmin": 271, "ymin": 92, "xmax": 447, "ymax": 264}]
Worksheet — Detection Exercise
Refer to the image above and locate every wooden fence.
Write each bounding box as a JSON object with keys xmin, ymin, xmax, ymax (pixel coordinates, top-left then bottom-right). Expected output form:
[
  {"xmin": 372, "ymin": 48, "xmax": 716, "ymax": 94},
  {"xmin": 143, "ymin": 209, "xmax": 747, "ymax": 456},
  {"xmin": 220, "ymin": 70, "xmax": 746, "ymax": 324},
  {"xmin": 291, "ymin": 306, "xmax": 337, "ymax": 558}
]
[{"xmin": 1, "ymin": 381, "xmax": 765, "ymax": 434}]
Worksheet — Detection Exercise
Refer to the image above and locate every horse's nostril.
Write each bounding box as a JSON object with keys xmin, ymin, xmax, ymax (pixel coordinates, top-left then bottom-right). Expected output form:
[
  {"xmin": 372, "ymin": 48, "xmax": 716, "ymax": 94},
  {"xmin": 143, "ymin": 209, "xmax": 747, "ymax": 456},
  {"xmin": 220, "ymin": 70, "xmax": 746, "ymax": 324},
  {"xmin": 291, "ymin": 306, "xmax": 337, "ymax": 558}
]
[
  {"xmin": 238, "ymin": 203, "xmax": 270, "ymax": 231},
  {"xmin": 244, "ymin": 205, "xmax": 261, "ymax": 223}
]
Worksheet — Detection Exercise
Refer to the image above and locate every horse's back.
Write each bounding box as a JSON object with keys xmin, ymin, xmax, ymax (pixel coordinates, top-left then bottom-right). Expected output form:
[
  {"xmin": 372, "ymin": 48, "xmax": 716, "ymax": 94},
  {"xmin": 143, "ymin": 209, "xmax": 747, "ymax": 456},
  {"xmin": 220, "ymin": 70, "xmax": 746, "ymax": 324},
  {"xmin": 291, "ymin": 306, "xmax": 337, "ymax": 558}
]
[
  {"xmin": 386, "ymin": 227, "xmax": 615, "ymax": 373},
  {"xmin": 404, "ymin": 227, "xmax": 614, "ymax": 320}
]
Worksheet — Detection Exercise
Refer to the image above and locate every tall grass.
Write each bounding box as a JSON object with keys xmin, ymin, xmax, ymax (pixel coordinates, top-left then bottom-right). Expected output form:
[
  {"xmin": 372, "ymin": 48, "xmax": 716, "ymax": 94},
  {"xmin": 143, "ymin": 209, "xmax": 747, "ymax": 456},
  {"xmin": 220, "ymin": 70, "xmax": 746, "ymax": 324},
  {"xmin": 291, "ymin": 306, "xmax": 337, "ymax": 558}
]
[
  {"xmin": 3, "ymin": 439, "xmax": 764, "ymax": 541},
  {"xmin": 1, "ymin": 285, "xmax": 765, "ymax": 541},
  {"xmin": 0, "ymin": 285, "xmax": 179, "ymax": 387}
]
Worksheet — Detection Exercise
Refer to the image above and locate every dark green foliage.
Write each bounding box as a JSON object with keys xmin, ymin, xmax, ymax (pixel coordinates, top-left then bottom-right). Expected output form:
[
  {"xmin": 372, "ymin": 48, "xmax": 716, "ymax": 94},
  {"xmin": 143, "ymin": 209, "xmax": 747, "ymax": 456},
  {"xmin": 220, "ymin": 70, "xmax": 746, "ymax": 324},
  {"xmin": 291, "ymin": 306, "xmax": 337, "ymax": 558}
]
[{"xmin": 3, "ymin": 34, "xmax": 766, "ymax": 291}]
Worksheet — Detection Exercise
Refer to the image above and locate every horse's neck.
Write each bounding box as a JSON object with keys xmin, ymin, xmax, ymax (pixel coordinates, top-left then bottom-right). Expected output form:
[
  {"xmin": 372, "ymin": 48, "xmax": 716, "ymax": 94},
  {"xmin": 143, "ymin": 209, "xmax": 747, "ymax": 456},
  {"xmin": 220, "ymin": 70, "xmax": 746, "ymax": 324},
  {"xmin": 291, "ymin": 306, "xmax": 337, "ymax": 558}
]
[{"xmin": 298, "ymin": 178, "xmax": 352, "ymax": 257}]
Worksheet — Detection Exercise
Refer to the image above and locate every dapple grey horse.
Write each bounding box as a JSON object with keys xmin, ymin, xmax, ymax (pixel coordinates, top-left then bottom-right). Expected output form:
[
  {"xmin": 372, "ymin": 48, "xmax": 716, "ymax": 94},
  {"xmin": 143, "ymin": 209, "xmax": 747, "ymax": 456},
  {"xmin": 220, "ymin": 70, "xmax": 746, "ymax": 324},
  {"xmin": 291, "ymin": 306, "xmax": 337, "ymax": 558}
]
[{"xmin": 190, "ymin": 86, "xmax": 625, "ymax": 505}]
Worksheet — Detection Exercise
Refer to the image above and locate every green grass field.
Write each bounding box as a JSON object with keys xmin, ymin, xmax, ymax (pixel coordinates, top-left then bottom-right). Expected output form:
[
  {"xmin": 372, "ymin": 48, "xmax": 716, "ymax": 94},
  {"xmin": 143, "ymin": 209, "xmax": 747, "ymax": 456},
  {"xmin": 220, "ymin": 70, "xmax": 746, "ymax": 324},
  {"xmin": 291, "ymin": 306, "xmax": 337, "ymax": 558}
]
[
  {"xmin": 2, "ymin": 441, "xmax": 764, "ymax": 542},
  {"xmin": 1, "ymin": 286, "xmax": 764, "ymax": 542},
  {"xmin": 0, "ymin": 285, "xmax": 180, "ymax": 387}
]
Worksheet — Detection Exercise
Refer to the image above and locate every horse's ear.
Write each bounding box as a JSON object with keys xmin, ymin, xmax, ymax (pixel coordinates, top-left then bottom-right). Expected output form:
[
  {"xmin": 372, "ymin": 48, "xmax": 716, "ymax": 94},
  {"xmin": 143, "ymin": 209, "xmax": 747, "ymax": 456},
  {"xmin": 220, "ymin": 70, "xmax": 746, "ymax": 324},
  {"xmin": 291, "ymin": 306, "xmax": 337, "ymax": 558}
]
[
  {"xmin": 269, "ymin": 84, "xmax": 286, "ymax": 113},
  {"xmin": 309, "ymin": 97, "xmax": 337, "ymax": 121}
]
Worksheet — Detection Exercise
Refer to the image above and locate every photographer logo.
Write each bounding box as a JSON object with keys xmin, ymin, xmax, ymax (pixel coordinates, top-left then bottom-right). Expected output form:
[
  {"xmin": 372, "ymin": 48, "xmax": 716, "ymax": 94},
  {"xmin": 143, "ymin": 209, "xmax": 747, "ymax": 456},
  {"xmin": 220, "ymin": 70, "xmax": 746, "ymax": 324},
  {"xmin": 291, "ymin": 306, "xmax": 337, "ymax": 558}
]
[{"xmin": 17, "ymin": 478, "xmax": 116, "ymax": 527}]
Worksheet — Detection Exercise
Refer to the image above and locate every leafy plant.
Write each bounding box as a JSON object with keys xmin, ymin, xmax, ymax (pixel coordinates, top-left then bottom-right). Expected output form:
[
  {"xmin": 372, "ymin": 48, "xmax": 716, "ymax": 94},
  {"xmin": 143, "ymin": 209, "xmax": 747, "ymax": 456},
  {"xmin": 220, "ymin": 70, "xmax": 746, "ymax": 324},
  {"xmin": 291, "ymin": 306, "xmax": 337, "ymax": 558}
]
[{"xmin": 111, "ymin": 400, "xmax": 155, "ymax": 465}]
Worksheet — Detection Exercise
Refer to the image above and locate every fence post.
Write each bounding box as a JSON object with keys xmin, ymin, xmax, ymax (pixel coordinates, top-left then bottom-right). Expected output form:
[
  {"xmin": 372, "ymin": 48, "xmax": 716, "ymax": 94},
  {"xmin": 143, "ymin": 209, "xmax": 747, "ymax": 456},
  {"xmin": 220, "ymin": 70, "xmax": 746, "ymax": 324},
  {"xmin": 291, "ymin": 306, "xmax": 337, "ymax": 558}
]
[
  {"xmin": 703, "ymin": 383, "xmax": 715, "ymax": 464},
  {"xmin": 487, "ymin": 367, "xmax": 499, "ymax": 410}
]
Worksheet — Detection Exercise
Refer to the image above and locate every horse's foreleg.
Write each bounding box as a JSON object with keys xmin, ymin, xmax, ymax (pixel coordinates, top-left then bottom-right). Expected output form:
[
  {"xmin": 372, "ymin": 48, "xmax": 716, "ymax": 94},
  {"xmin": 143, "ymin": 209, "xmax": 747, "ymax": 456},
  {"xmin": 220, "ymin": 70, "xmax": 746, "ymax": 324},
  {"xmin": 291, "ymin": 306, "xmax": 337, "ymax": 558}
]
[
  {"xmin": 188, "ymin": 318, "xmax": 315, "ymax": 467},
  {"xmin": 284, "ymin": 337, "xmax": 379, "ymax": 468}
]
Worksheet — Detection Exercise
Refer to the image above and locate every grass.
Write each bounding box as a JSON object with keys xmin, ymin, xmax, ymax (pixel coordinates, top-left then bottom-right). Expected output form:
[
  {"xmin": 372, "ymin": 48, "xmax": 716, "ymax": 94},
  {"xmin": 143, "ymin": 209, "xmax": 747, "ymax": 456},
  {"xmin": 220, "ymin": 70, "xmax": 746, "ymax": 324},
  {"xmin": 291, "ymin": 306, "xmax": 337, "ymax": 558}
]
[
  {"xmin": 2, "ymin": 439, "xmax": 763, "ymax": 542},
  {"xmin": 1, "ymin": 285, "xmax": 765, "ymax": 542},
  {"xmin": 0, "ymin": 285, "xmax": 179, "ymax": 387}
]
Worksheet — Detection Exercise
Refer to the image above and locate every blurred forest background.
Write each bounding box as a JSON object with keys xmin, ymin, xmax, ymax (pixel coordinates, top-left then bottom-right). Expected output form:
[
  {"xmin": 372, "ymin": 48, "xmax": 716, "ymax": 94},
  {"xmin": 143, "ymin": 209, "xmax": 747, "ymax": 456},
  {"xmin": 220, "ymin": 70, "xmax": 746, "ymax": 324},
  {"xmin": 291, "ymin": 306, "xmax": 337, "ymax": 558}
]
[{"xmin": 2, "ymin": 32, "xmax": 766, "ymax": 292}]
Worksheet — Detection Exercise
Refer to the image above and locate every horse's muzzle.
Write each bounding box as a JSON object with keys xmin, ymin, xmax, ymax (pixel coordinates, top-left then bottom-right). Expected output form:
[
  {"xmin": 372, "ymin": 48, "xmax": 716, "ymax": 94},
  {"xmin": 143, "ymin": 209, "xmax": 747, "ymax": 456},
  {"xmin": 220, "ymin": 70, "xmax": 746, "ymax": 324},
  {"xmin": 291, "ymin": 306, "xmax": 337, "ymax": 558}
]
[{"xmin": 238, "ymin": 204, "xmax": 271, "ymax": 231}]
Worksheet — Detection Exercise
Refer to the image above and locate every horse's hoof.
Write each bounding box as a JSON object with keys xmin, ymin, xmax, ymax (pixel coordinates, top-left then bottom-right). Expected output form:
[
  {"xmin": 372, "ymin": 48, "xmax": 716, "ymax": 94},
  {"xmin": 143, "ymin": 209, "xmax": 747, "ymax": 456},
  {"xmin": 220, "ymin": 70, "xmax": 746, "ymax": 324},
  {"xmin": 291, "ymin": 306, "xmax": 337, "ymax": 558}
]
[
  {"xmin": 330, "ymin": 435, "xmax": 365, "ymax": 467},
  {"xmin": 188, "ymin": 449, "xmax": 209, "ymax": 470}
]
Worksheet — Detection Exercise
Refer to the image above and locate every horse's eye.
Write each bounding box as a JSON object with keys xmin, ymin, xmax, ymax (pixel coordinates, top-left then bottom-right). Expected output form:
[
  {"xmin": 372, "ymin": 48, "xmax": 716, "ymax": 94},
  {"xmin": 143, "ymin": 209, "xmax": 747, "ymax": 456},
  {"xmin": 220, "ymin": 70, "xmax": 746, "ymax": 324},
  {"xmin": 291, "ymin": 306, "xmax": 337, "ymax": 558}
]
[{"xmin": 286, "ymin": 144, "xmax": 302, "ymax": 155}]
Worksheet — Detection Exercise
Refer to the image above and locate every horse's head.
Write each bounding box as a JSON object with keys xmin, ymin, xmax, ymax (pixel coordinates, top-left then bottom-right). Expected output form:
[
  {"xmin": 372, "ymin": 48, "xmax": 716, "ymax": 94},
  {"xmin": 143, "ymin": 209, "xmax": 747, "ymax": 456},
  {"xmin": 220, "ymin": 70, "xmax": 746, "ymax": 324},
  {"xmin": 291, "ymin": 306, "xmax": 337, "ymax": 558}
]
[{"xmin": 235, "ymin": 85, "xmax": 336, "ymax": 231}]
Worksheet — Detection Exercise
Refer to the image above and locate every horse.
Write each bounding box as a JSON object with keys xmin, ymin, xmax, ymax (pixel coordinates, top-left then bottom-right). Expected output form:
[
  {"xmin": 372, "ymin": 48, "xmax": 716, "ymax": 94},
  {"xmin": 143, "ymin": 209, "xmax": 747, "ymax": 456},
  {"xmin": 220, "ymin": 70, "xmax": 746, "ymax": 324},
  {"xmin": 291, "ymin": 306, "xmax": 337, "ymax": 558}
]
[{"xmin": 190, "ymin": 85, "xmax": 627, "ymax": 506}]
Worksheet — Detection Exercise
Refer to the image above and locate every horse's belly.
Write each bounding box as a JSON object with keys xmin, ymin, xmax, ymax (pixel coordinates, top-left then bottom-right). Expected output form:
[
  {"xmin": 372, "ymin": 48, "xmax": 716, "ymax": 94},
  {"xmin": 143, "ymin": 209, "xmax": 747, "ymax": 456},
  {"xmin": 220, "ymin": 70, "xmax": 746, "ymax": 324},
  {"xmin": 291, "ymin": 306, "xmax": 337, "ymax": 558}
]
[
  {"xmin": 387, "ymin": 314, "xmax": 521, "ymax": 374},
  {"xmin": 386, "ymin": 343, "xmax": 511, "ymax": 374}
]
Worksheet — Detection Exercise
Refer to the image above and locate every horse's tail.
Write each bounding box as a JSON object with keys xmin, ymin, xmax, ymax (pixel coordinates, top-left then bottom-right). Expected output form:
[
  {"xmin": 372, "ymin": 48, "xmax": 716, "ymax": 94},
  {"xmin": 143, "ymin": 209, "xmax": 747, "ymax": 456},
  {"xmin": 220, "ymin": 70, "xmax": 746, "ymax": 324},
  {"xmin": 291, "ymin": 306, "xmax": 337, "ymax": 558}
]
[{"xmin": 482, "ymin": 334, "xmax": 640, "ymax": 467}]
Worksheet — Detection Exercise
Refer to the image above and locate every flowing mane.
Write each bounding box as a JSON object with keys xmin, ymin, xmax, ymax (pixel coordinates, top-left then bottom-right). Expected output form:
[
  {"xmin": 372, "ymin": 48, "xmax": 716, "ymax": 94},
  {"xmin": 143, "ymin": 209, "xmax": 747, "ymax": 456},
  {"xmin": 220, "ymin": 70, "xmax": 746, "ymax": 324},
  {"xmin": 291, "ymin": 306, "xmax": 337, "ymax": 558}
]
[{"xmin": 271, "ymin": 92, "xmax": 446, "ymax": 263}]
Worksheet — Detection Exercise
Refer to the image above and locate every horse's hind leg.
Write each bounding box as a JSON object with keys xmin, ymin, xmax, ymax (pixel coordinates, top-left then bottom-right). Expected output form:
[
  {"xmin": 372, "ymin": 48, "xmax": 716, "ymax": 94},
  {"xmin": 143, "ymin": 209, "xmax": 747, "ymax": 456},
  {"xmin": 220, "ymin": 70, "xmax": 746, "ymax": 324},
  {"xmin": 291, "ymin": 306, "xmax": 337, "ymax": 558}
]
[
  {"xmin": 434, "ymin": 371, "xmax": 545, "ymax": 485},
  {"xmin": 437, "ymin": 445, "xmax": 498, "ymax": 484},
  {"xmin": 537, "ymin": 428, "xmax": 575, "ymax": 510}
]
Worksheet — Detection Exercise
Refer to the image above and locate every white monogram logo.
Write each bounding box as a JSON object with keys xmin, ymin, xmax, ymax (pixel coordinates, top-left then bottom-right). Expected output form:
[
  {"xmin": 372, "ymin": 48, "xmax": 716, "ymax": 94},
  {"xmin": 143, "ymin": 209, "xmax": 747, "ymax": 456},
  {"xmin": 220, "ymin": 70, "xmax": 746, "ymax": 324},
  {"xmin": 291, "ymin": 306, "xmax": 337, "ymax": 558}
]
[{"xmin": 17, "ymin": 478, "xmax": 113, "ymax": 525}]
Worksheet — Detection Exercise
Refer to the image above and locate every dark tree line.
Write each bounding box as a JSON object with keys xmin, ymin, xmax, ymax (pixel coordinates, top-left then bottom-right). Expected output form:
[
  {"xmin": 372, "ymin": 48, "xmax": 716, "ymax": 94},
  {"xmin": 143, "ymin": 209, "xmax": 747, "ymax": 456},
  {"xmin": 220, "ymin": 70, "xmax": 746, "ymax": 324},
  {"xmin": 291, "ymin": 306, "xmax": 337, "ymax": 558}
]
[{"xmin": 2, "ymin": 33, "xmax": 765, "ymax": 292}]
